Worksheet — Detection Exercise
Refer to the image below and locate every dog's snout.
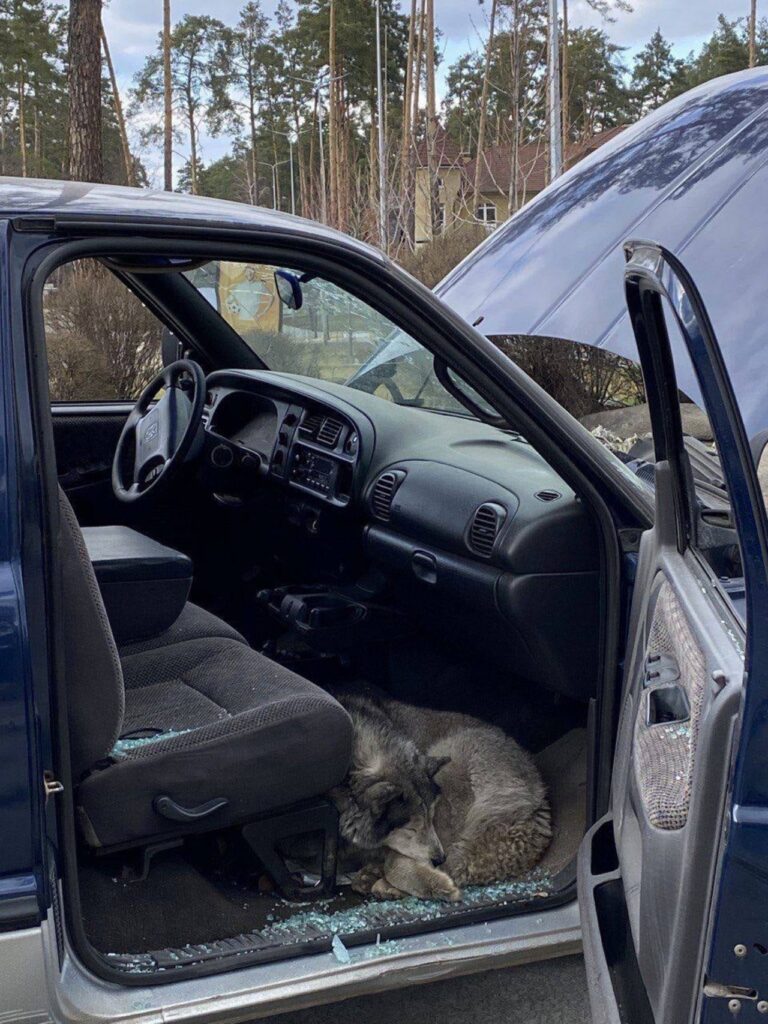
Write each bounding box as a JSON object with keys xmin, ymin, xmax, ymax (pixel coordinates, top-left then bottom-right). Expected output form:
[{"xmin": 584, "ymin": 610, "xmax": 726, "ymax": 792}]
[{"xmin": 432, "ymin": 852, "xmax": 446, "ymax": 867}]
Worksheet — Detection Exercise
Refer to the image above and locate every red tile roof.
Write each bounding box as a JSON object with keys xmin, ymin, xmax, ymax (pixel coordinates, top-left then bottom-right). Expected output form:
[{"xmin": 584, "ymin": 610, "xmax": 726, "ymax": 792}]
[
  {"xmin": 462, "ymin": 125, "xmax": 626, "ymax": 196},
  {"xmin": 415, "ymin": 124, "xmax": 466, "ymax": 168}
]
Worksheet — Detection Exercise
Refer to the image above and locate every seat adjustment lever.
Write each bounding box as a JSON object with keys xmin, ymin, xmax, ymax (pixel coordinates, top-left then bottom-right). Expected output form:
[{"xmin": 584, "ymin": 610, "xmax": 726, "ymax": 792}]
[{"xmin": 153, "ymin": 795, "xmax": 229, "ymax": 822}]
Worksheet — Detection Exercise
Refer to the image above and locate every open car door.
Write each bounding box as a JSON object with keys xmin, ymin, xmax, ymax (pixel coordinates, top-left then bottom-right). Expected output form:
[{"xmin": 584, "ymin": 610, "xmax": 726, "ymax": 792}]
[{"xmin": 578, "ymin": 243, "xmax": 768, "ymax": 1024}]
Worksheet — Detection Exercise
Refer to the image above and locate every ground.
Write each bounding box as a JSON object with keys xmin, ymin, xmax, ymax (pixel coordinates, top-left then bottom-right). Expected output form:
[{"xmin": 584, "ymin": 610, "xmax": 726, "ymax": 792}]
[{"xmin": 250, "ymin": 954, "xmax": 591, "ymax": 1024}]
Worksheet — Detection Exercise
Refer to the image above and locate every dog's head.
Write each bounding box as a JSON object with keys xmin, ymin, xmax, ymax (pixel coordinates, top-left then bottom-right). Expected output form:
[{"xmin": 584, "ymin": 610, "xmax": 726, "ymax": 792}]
[{"xmin": 333, "ymin": 747, "xmax": 450, "ymax": 866}]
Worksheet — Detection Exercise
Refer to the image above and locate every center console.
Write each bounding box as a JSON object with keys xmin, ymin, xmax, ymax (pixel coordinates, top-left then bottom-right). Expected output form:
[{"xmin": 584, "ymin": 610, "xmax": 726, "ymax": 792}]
[{"xmin": 83, "ymin": 526, "xmax": 192, "ymax": 645}]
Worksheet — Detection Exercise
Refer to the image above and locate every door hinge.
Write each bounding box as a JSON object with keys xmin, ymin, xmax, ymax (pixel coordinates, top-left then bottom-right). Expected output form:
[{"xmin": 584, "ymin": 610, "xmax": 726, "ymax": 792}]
[{"xmin": 43, "ymin": 771, "xmax": 64, "ymax": 803}]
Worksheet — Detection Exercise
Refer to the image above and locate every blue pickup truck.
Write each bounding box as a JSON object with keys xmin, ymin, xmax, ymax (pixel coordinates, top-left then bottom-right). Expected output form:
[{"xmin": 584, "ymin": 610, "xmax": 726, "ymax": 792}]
[{"xmin": 2, "ymin": 67, "xmax": 768, "ymax": 1024}]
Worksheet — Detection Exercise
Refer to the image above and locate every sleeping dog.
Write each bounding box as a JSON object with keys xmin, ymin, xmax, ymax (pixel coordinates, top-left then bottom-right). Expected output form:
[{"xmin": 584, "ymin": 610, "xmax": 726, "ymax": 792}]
[{"xmin": 330, "ymin": 694, "xmax": 552, "ymax": 901}]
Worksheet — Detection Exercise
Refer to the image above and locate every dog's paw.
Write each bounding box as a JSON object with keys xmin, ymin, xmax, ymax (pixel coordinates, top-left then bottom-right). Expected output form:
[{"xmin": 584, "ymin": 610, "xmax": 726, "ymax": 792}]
[
  {"xmin": 371, "ymin": 878, "xmax": 407, "ymax": 900},
  {"xmin": 350, "ymin": 865, "xmax": 382, "ymax": 895},
  {"xmin": 425, "ymin": 870, "xmax": 462, "ymax": 903}
]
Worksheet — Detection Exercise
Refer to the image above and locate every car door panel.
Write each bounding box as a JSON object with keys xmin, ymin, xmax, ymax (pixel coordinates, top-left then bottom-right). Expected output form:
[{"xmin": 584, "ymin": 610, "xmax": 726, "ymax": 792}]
[
  {"xmin": 52, "ymin": 404, "xmax": 130, "ymax": 521},
  {"xmin": 580, "ymin": 244, "xmax": 768, "ymax": 1024},
  {"xmin": 613, "ymin": 541, "xmax": 744, "ymax": 1022}
]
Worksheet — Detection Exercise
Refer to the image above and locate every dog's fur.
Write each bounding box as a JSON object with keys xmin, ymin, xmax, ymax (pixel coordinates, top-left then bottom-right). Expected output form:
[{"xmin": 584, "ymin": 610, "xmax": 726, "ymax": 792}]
[{"xmin": 331, "ymin": 695, "xmax": 552, "ymax": 901}]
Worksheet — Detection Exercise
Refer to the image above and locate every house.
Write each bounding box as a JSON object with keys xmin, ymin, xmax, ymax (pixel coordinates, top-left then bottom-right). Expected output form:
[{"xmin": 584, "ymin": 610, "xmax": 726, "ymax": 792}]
[{"xmin": 414, "ymin": 124, "xmax": 625, "ymax": 244}]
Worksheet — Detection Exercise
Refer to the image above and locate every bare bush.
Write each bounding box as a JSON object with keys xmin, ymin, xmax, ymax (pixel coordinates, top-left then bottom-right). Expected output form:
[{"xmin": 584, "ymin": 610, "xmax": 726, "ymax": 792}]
[
  {"xmin": 396, "ymin": 224, "xmax": 490, "ymax": 288},
  {"xmin": 492, "ymin": 335, "xmax": 645, "ymax": 419},
  {"xmin": 45, "ymin": 263, "xmax": 163, "ymax": 401}
]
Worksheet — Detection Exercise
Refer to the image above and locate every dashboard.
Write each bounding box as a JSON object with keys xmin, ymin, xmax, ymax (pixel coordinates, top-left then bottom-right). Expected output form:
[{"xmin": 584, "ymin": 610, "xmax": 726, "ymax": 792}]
[
  {"xmin": 201, "ymin": 369, "xmax": 601, "ymax": 700},
  {"xmin": 203, "ymin": 380, "xmax": 362, "ymax": 508}
]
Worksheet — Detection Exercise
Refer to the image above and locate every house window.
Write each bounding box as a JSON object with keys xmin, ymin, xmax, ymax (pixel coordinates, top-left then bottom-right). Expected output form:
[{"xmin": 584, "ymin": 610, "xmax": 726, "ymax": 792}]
[
  {"xmin": 436, "ymin": 203, "xmax": 446, "ymax": 233},
  {"xmin": 475, "ymin": 202, "xmax": 497, "ymax": 225}
]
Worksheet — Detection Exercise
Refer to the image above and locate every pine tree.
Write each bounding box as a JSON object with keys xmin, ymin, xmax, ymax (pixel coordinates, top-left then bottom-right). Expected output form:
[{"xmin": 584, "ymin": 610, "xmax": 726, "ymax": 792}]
[
  {"xmin": 630, "ymin": 29, "xmax": 688, "ymax": 115},
  {"xmin": 131, "ymin": 14, "xmax": 231, "ymax": 195},
  {"xmin": 563, "ymin": 26, "xmax": 629, "ymax": 138}
]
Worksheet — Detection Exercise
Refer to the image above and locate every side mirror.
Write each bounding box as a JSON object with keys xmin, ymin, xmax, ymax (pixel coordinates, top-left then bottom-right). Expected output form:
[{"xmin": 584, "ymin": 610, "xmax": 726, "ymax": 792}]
[{"xmin": 274, "ymin": 269, "xmax": 303, "ymax": 311}]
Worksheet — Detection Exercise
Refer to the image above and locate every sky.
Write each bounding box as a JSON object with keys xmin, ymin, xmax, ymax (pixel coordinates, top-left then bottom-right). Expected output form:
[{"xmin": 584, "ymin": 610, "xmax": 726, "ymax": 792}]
[{"xmin": 102, "ymin": 0, "xmax": 758, "ymax": 184}]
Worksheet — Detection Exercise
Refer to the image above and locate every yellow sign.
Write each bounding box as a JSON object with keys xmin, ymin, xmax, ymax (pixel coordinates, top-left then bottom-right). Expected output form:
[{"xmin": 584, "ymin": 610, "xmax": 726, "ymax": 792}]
[{"xmin": 217, "ymin": 263, "xmax": 282, "ymax": 334}]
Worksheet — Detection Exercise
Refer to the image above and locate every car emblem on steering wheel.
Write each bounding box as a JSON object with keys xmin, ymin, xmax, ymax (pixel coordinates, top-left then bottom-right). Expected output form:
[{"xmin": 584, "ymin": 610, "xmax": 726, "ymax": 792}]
[{"xmin": 144, "ymin": 422, "xmax": 159, "ymax": 443}]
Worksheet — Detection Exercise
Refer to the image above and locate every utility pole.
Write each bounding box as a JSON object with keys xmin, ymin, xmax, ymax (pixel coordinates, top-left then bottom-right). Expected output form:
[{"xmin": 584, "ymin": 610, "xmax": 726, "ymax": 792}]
[
  {"xmin": 547, "ymin": 0, "xmax": 563, "ymax": 182},
  {"xmin": 289, "ymin": 136, "xmax": 296, "ymax": 216},
  {"xmin": 375, "ymin": 0, "xmax": 387, "ymax": 251},
  {"xmin": 473, "ymin": 0, "xmax": 497, "ymax": 210},
  {"xmin": 163, "ymin": 0, "xmax": 173, "ymax": 191},
  {"xmin": 749, "ymin": 0, "xmax": 758, "ymax": 68},
  {"xmin": 317, "ymin": 87, "xmax": 328, "ymax": 224},
  {"xmin": 425, "ymin": 0, "xmax": 438, "ymax": 237}
]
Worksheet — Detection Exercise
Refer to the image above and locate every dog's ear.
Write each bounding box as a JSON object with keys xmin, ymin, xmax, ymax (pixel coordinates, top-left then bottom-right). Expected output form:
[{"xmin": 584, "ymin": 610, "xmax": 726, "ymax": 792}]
[
  {"xmin": 424, "ymin": 755, "xmax": 450, "ymax": 779},
  {"xmin": 366, "ymin": 779, "xmax": 400, "ymax": 812}
]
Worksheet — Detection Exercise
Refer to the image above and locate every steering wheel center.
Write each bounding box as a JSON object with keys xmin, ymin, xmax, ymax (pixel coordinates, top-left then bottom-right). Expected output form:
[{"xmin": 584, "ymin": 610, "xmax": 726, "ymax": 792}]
[{"xmin": 112, "ymin": 359, "xmax": 206, "ymax": 504}]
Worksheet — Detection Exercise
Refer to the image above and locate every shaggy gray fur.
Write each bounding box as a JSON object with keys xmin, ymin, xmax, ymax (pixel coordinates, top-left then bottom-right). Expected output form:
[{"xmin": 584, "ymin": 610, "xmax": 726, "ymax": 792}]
[{"xmin": 331, "ymin": 695, "xmax": 552, "ymax": 901}]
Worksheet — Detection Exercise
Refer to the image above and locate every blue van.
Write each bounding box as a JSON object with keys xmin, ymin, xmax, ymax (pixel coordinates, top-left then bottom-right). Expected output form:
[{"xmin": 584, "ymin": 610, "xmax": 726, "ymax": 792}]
[{"xmin": 2, "ymin": 67, "xmax": 768, "ymax": 1024}]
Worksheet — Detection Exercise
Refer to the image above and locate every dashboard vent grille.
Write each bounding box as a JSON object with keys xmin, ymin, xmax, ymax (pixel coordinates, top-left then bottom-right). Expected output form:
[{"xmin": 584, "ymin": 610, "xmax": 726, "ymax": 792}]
[
  {"xmin": 468, "ymin": 503, "xmax": 507, "ymax": 557},
  {"xmin": 535, "ymin": 489, "xmax": 561, "ymax": 502},
  {"xmin": 317, "ymin": 416, "xmax": 343, "ymax": 447},
  {"xmin": 299, "ymin": 413, "xmax": 323, "ymax": 439},
  {"xmin": 371, "ymin": 471, "xmax": 404, "ymax": 520}
]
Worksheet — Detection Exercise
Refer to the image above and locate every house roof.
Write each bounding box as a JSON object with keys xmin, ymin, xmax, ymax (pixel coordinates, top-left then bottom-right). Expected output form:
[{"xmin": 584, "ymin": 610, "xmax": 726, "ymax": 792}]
[
  {"xmin": 415, "ymin": 125, "xmax": 465, "ymax": 169},
  {"xmin": 463, "ymin": 125, "xmax": 626, "ymax": 197}
]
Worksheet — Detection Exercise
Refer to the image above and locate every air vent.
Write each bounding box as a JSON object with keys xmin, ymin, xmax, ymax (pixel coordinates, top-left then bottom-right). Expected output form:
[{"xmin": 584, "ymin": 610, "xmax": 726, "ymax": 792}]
[
  {"xmin": 467, "ymin": 502, "xmax": 507, "ymax": 557},
  {"xmin": 316, "ymin": 416, "xmax": 343, "ymax": 448},
  {"xmin": 371, "ymin": 471, "xmax": 405, "ymax": 520},
  {"xmin": 299, "ymin": 412, "xmax": 323, "ymax": 439},
  {"xmin": 535, "ymin": 489, "xmax": 562, "ymax": 502}
]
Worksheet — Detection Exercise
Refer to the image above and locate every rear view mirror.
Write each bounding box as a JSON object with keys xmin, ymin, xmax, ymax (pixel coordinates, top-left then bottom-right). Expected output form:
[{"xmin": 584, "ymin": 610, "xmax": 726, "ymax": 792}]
[
  {"xmin": 161, "ymin": 327, "xmax": 183, "ymax": 366},
  {"xmin": 274, "ymin": 269, "xmax": 303, "ymax": 311}
]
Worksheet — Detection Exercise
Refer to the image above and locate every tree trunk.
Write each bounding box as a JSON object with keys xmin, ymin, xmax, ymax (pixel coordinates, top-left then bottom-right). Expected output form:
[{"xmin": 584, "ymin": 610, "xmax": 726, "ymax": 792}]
[
  {"xmin": 18, "ymin": 64, "xmax": 26, "ymax": 177},
  {"xmin": 749, "ymin": 0, "xmax": 757, "ymax": 68},
  {"xmin": 68, "ymin": 0, "xmax": 103, "ymax": 183},
  {"xmin": 412, "ymin": 0, "xmax": 424, "ymax": 132},
  {"xmin": 0, "ymin": 94, "xmax": 6, "ymax": 175},
  {"xmin": 328, "ymin": 0, "xmax": 339, "ymax": 227},
  {"xmin": 101, "ymin": 26, "xmax": 134, "ymax": 185},
  {"xmin": 473, "ymin": 0, "xmax": 497, "ymax": 215},
  {"xmin": 309, "ymin": 93, "xmax": 318, "ymax": 219},
  {"xmin": 339, "ymin": 77, "xmax": 350, "ymax": 232},
  {"xmin": 186, "ymin": 80, "xmax": 198, "ymax": 195},
  {"xmin": 248, "ymin": 73, "xmax": 258, "ymax": 204},
  {"xmin": 163, "ymin": 0, "xmax": 173, "ymax": 190},
  {"xmin": 507, "ymin": 1, "xmax": 520, "ymax": 216},
  {"xmin": 33, "ymin": 96, "xmax": 40, "ymax": 174}
]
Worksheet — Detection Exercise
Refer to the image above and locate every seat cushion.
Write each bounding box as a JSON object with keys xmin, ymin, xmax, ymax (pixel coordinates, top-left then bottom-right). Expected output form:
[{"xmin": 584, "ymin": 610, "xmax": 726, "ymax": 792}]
[
  {"xmin": 76, "ymin": 637, "xmax": 352, "ymax": 848},
  {"xmin": 118, "ymin": 601, "xmax": 247, "ymax": 657}
]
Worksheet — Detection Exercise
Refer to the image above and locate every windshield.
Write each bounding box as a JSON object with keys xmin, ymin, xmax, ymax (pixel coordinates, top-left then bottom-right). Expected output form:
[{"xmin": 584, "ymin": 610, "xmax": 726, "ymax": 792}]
[{"xmin": 184, "ymin": 260, "xmax": 470, "ymax": 415}]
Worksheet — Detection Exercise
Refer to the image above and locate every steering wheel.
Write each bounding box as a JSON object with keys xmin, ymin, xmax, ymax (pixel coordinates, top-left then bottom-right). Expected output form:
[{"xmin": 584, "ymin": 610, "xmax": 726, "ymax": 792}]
[{"xmin": 112, "ymin": 359, "xmax": 206, "ymax": 503}]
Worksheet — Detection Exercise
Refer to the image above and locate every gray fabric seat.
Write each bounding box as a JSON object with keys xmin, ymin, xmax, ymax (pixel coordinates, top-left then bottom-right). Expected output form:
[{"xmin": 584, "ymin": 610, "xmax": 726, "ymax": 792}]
[
  {"xmin": 118, "ymin": 600, "xmax": 248, "ymax": 657},
  {"xmin": 58, "ymin": 490, "xmax": 352, "ymax": 850}
]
